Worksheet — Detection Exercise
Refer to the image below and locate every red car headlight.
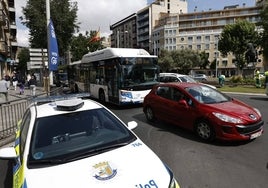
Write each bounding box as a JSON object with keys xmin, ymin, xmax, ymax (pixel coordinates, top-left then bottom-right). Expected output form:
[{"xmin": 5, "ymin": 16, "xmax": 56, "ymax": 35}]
[{"xmin": 212, "ymin": 112, "xmax": 243, "ymax": 124}]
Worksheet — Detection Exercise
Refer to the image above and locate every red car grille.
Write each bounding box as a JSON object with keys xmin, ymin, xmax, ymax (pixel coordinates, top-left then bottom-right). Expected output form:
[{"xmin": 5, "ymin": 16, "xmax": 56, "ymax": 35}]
[{"xmin": 236, "ymin": 121, "xmax": 264, "ymax": 135}]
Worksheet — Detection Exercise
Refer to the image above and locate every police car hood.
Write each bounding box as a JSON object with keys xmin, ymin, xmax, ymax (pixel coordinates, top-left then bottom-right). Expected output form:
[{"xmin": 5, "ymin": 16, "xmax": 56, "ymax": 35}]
[{"xmin": 25, "ymin": 140, "xmax": 171, "ymax": 187}]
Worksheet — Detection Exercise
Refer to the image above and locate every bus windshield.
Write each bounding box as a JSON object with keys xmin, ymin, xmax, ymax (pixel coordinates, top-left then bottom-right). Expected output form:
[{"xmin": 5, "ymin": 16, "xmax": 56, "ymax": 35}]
[{"xmin": 121, "ymin": 57, "xmax": 159, "ymax": 88}]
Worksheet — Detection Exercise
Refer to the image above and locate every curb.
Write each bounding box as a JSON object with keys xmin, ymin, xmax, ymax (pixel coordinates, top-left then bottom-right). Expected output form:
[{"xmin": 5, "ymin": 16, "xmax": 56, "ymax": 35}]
[{"xmin": 0, "ymin": 135, "xmax": 15, "ymax": 148}]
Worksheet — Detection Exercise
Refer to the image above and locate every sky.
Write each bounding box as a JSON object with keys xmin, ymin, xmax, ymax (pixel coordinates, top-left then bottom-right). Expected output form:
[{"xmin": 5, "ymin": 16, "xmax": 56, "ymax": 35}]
[{"xmin": 15, "ymin": 0, "xmax": 255, "ymax": 47}]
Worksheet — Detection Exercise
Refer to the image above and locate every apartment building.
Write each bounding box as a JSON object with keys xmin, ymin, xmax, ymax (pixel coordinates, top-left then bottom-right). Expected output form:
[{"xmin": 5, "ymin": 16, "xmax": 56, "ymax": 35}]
[
  {"xmin": 110, "ymin": 13, "xmax": 137, "ymax": 49},
  {"xmin": 137, "ymin": 0, "xmax": 187, "ymax": 52},
  {"xmin": 153, "ymin": 2, "xmax": 264, "ymax": 76},
  {"xmin": 0, "ymin": 0, "xmax": 17, "ymax": 79},
  {"xmin": 110, "ymin": 0, "xmax": 267, "ymax": 76},
  {"xmin": 110, "ymin": 0, "xmax": 187, "ymax": 52}
]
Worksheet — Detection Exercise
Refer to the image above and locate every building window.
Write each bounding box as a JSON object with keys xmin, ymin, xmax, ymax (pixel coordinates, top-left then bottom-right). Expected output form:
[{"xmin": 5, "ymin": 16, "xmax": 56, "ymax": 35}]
[
  {"xmin": 222, "ymin": 60, "xmax": 228, "ymax": 67},
  {"xmin": 205, "ymin": 44, "xmax": 210, "ymax": 50},
  {"xmin": 188, "ymin": 36, "xmax": 193, "ymax": 43},
  {"xmin": 205, "ymin": 35, "xmax": 210, "ymax": 42},
  {"xmin": 165, "ymin": 39, "xmax": 169, "ymax": 44},
  {"xmin": 188, "ymin": 45, "xmax": 192, "ymax": 49},
  {"xmin": 165, "ymin": 30, "xmax": 168, "ymax": 36},
  {"xmin": 197, "ymin": 44, "xmax": 201, "ymax": 50},
  {"xmin": 196, "ymin": 36, "xmax": 201, "ymax": 42}
]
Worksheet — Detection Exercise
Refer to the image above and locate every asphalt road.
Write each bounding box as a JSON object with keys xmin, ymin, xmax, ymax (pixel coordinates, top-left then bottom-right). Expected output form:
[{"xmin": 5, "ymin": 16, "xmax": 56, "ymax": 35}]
[
  {"xmin": 108, "ymin": 93, "xmax": 268, "ymax": 188},
  {"xmin": 1, "ymin": 93, "xmax": 267, "ymax": 188}
]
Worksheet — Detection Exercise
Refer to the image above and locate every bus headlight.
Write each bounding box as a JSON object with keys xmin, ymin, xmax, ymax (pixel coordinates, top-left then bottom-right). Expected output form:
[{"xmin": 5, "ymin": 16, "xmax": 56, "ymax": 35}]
[{"xmin": 120, "ymin": 91, "xmax": 132, "ymax": 98}]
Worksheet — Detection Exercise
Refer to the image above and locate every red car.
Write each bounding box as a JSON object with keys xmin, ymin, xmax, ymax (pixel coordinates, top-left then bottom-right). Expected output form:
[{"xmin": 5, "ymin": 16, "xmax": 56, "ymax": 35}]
[{"xmin": 143, "ymin": 82, "xmax": 264, "ymax": 141}]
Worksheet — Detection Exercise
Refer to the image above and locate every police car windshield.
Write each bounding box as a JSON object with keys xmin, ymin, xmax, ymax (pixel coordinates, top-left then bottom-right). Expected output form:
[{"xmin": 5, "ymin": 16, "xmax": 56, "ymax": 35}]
[{"xmin": 28, "ymin": 108, "xmax": 136, "ymax": 166}]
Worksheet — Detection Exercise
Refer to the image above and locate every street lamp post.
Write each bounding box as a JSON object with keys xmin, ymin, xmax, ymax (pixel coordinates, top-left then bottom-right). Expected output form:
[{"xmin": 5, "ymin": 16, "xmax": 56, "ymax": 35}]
[
  {"xmin": 215, "ymin": 36, "xmax": 219, "ymax": 77},
  {"xmin": 45, "ymin": 0, "xmax": 51, "ymax": 94}
]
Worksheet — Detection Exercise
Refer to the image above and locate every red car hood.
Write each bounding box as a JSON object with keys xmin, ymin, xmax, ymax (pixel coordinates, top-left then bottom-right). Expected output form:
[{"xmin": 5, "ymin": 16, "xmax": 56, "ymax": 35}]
[{"xmin": 205, "ymin": 100, "xmax": 261, "ymax": 123}]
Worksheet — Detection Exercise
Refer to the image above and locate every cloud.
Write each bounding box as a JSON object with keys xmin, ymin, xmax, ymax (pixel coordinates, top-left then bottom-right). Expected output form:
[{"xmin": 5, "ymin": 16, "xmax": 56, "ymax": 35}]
[{"xmin": 15, "ymin": 0, "xmax": 148, "ymax": 47}]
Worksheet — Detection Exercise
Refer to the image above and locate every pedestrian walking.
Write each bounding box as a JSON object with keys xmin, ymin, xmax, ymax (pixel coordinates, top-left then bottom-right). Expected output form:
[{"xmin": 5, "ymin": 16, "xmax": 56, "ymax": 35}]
[
  {"xmin": 4, "ymin": 75, "xmax": 10, "ymax": 90},
  {"xmin": 12, "ymin": 73, "xmax": 18, "ymax": 91},
  {"xmin": 29, "ymin": 75, "xmax": 37, "ymax": 96},
  {"xmin": 0, "ymin": 77, "xmax": 9, "ymax": 102},
  {"xmin": 218, "ymin": 74, "xmax": 225, "ymax": 87},
  {"xmin": 254, "ymin": 69, "xmax": 261, "ymax": 88},
  {"xmin": 26, "ymin": 74, "xmax": 31, "ymax": 88},
  {"xmin": 18, "ymin": 77, "xmax": 26, "ymax": 95}
]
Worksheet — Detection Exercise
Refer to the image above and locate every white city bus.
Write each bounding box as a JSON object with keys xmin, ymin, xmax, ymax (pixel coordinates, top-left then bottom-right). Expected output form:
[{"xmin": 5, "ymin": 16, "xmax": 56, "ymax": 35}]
[{"xmin": 69, "ymin": 48, "xmax": 159, "ymax": 105}]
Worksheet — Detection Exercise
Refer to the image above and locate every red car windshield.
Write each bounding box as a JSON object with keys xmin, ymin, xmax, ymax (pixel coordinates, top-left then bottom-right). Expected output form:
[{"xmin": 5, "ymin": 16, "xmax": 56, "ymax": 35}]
[{"xmin": 186, "ymin": 85, "xmax": 230, "ymax": 104}]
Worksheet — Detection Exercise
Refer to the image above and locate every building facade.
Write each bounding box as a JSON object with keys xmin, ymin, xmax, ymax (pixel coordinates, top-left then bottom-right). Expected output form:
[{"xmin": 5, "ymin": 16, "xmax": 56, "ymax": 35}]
[
  {"xmin": 110, "ymin": 0, "xmax": 187, "ymax": 52},
  {"xmin": 110, "ymin": 13, "xmax": 137, "ymax": 49},
  {"xmin": 153, "ymin": 2, "xmax": 264, "ymax": 76},
  {"xmin": 111, "ymin": 0, "xmax": 267, "ymax": 76},
  {"xmin": 0, "ymin": 0, "xmax": 17, "ymax": 79}
]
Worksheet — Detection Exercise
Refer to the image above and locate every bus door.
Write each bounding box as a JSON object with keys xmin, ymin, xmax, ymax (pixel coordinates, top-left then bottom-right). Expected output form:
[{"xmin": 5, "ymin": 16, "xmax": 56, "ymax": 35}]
[{"xmin": 89, "ymin": 65, "xmax": 107, "ymax": 100}]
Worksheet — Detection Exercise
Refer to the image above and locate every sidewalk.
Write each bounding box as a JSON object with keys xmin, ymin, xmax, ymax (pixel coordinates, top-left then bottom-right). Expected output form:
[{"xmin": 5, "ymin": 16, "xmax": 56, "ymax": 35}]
[{"xmin": 0, "ymin": 85, "xmax": 48, "ymax": 103}]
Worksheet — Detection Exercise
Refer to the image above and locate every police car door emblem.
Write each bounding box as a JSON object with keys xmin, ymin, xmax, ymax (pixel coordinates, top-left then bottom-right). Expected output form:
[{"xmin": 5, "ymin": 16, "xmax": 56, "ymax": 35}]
[{"xmin": 93, "ymin": 162, "xmax": 117, "ymax": 180}]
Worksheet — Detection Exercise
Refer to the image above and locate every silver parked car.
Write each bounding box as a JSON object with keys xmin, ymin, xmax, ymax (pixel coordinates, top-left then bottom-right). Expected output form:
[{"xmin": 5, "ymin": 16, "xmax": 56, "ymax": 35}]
[
  {"xmin": 159, "ymin": 73, "xmax": 216, "ymax": 89},
  {"xmin": 191, "ymin": 74, "xmax": 208, "ymax": 81}
]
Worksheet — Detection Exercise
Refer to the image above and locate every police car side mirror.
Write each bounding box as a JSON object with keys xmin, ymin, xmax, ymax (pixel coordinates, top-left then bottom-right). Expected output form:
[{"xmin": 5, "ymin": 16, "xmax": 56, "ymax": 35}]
[
  {"xmin": 0, "ymin": 147, "xmax": 17, "ymax": 159},
  {"xmin": 127, "ymin": 121, "xmax": 138, "ymax": 130}
]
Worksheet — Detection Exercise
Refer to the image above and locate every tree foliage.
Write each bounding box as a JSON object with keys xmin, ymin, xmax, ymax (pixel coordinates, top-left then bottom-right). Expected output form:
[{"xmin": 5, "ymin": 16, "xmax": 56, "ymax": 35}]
[
  {"xmin": 199, "ymin": 51, "xmax": 210, "ymax": 69},
  {"xmin": 158, "ymin": 49, "xmax": 201, "ymax": 74},
  {"xmin": 158, "ymin": 49, "xmax": 174, "ymax": 72},
  {"xmin": 20, "ymin": 0, "xmax": 79, "ymax": 56},
  {"xmin": 218, "ymin": 20, "xmax": 259, "ymax": 70},
  {"xmin": 70, "ymin": 31, "xmax": 104, "ymax": 61},
  {"xmin": 258, "ymin": 5, "xmax": 268, "ymax": 69},
  {"xmin": 17, "ymin": 48, "xmax": 30, "ymax": 74}
]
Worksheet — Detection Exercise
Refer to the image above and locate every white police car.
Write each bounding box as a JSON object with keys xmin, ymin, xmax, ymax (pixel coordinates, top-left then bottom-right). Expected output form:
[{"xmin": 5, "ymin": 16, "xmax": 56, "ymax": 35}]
[{"xmin": 0, "ymin": 94, "xmax": 180, "ymax": 188}]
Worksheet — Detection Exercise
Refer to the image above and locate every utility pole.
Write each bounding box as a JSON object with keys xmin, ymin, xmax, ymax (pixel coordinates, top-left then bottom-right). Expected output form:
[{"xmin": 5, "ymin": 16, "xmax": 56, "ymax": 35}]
[
  {"xmin": 46, "ymin": 0, "xmax": 53, "ymax": 93},
  {"xmin": 215, "ymin": 36, "xmax": 219, "ymax": 78}
]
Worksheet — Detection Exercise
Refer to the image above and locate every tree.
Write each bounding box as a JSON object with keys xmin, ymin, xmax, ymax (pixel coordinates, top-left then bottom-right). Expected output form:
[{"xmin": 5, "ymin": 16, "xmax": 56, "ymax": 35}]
[
  {"xmin": 218, "ymin": 20, "xmax": 259, "ymax": 72},
  {"xmin": 158, "ymin": 49, "xmax": 174, "ymax": 72},
  {"xmin": 171, "ymin": 49, "xmax": 200, "ymax": 74},
  {"xmin": 70, "ymin": 30, "xmax": 105, "ymax": 61},
  {"xmin": 17, "ymin": 48, "xmax": 30, "ymax": 75},
  {"xmin": 158, "ymin": 49, "xmax": 203, "ymax": 73},
  {"xmin": 70, "ymin": 33, "xmax": 90, "ymax": 62},
  {"xmin": 20, "ymin": 0, "xmax": 79, "ymax": 57},
  {"xmin": 199, "ymin": 51, "xmax": 210, "ymax": 69},
  {"xmin": 258, "ymin": 4, "xmax": 268, "ymax": 69}
]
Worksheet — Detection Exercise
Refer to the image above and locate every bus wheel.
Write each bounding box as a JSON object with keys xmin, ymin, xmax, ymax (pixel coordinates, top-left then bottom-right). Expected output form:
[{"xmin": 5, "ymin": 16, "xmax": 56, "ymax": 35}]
[{"xmin": 99, "ymin": 90, "xmax": 105, "ymax": 103}]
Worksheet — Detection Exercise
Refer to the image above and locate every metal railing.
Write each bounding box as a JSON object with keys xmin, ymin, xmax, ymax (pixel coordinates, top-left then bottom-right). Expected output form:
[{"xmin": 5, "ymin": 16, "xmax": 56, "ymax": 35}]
[
  {"xmin": 0, "ymin": 100, "xmax": 30, "ymax": 141},
  {"xmin": 0, "ymin": 87, "xmax": 64, "ymax": 146}
]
